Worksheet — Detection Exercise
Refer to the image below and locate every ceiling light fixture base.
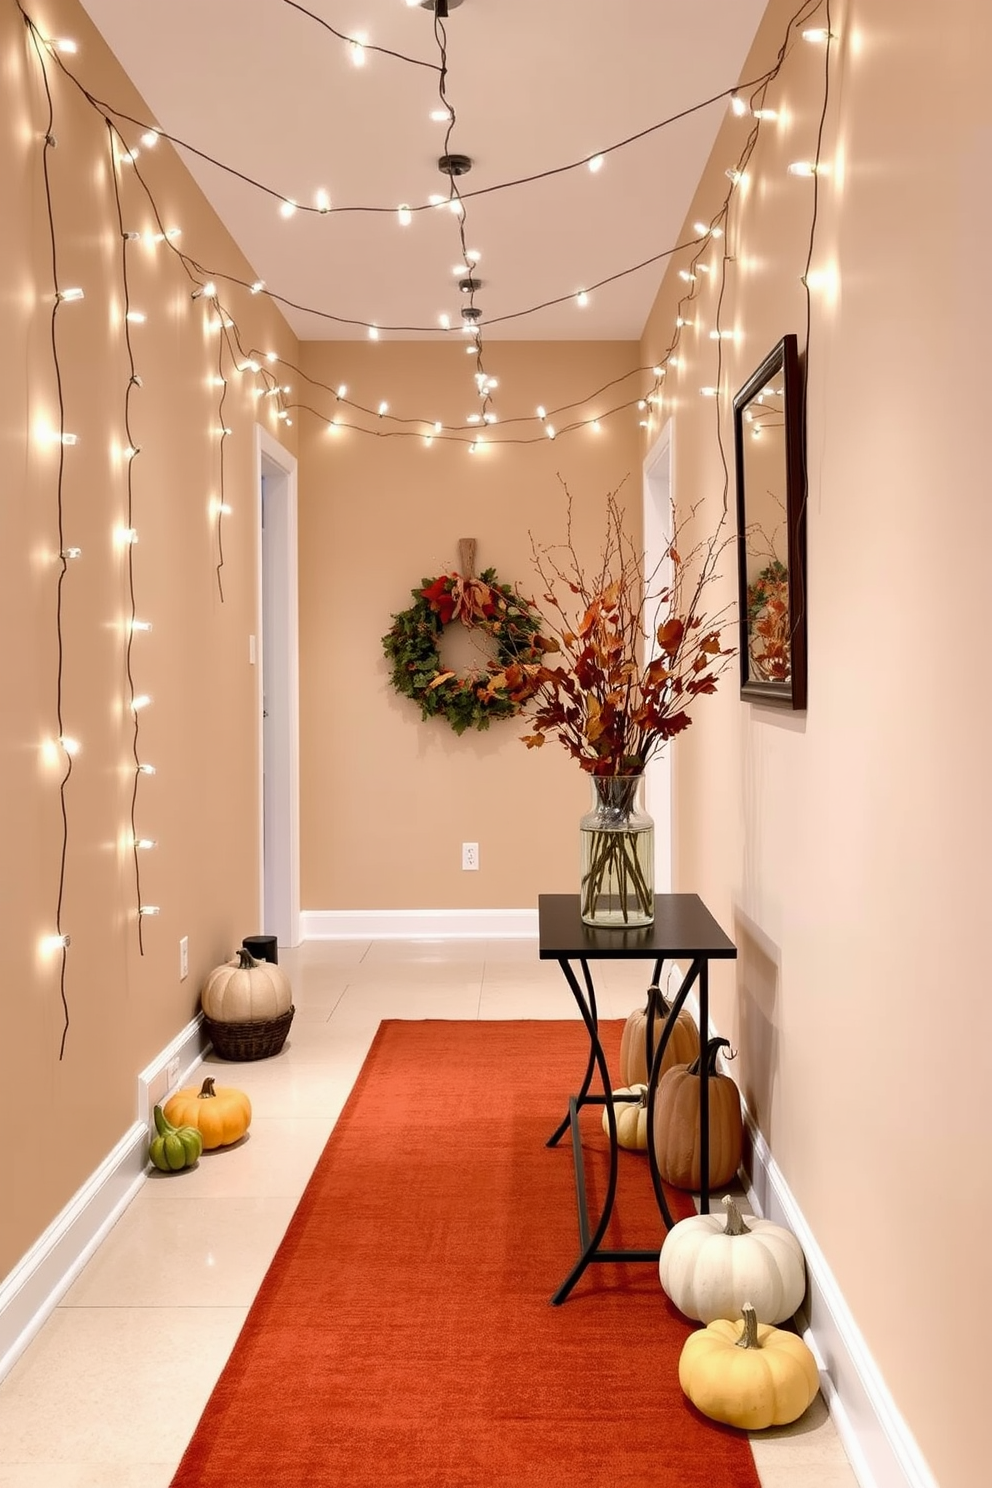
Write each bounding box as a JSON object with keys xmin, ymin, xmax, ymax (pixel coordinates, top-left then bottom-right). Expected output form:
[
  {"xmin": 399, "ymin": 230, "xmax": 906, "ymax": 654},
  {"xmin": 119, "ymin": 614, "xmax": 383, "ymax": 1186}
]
[{"xmin": 438, "ymin": 153, "xmax": 473, "ymax": 177}]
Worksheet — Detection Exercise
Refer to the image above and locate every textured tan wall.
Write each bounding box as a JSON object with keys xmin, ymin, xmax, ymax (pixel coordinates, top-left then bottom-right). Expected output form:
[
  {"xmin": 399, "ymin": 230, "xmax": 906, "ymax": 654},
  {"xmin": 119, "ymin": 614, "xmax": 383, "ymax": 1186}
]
[
  {"xmin": 0, "ymin": 0, "xmax": 295, "ymax": 1275},
  {"xmin": 297, "ymin": 340, "xmax": 642, "ymax": 910},
  {"xmin": 640, "ymin": 1, "xmax": 992, "ymax": 1483}
]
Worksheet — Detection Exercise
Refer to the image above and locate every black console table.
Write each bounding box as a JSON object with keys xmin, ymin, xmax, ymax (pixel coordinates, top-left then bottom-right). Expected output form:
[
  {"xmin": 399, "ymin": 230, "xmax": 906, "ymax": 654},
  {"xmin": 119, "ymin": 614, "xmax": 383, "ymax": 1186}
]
[{"xmin": 539, "ymin": 893, "xmax": 737, "ymax": 1305}]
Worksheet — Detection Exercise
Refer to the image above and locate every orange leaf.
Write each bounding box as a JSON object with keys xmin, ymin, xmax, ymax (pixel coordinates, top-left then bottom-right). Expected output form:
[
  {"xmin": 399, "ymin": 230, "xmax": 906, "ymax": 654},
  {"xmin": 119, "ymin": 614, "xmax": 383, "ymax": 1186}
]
[{"xmin": 657, "ymin": 617, "xmax": 684, "ymax": 652}]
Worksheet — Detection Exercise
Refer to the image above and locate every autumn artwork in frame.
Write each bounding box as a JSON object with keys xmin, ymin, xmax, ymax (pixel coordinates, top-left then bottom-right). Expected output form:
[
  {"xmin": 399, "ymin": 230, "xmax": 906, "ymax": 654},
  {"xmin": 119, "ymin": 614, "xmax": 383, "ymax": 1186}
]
[{"xmin": 733, "ymin": 333, "xmax": 808, "ymax": 709}]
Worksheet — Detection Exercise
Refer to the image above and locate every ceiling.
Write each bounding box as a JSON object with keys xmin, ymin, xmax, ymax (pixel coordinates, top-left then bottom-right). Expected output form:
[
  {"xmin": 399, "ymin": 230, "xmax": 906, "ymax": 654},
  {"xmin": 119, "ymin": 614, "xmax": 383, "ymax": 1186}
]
[{"xmin": 76, "ymin": 0, "xmax": 768, "ymax": 341}]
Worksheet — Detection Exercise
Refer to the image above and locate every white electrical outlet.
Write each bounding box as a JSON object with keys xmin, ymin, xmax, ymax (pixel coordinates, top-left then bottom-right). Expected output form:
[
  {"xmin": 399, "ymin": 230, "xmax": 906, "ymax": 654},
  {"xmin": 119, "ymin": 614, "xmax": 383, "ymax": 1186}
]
[
  {"xmin": 462, "ymin": 842, "xmax": 479, "ymax": 871},
  {"xmin": 179, "ymin": 936, "xmax": 189, "ymax": 981}
]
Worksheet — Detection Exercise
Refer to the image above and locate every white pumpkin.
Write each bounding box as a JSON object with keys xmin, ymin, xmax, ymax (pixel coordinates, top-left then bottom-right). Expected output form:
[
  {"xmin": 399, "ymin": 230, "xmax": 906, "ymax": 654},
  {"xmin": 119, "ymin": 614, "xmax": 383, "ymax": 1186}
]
[
  {"xmin": 601, "ymin": 1085, "xmax": 650, "ymax": 1151},
  {"xmin": 200, "ymin": 948, "xmax": 292, "ymax": 1024},
  {"xmin": 659, "ymin": 1194, "xmax": 806, "ymax": 1325}
]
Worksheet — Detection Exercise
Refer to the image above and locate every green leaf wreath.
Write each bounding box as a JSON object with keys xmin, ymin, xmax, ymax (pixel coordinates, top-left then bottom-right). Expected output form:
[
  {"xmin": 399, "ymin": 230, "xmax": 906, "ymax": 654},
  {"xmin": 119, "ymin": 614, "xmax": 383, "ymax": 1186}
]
[{"xmin": 382, "ymin": 567, "xmax": 548, "ymax": 734}]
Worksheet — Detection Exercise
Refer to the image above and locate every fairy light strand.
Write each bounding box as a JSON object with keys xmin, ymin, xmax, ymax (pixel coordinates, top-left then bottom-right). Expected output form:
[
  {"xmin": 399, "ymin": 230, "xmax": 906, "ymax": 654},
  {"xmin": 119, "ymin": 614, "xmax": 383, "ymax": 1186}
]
[
  {"xmin": 105, "ymin": 117, "xmax": 152, "ymax": 952},
  {"xmin": 26, "ymin": 17, "xmax": 73, "ymax": 1058}
]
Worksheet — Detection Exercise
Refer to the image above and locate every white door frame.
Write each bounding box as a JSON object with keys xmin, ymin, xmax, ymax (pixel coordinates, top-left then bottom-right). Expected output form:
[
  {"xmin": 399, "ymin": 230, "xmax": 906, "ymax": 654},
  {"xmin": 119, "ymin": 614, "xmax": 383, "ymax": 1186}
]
[
  {"xmin": 254, "ymin": 426, "xmax": 301, "ymax": 948},
  {"xmin": 642, "ymin": 420, "xmax": 674, "ymax": 894}
]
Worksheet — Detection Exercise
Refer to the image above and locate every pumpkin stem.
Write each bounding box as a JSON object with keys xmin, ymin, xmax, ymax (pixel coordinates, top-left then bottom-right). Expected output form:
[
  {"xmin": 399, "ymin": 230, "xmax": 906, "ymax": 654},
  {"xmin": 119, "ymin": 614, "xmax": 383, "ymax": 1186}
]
[
  {"xmin": 735, "ymin": 1303, "xmax": 760, "ymax": 1351},
  {"xmin": 236, "ymin": 948, "xmax": 259, "ymax": 970},
  {"xmin": 722, "ymin": 1194, "xmax": 752, "ymax": 1236},
  {"xmin": 198, "ymin": 1077, "xmax": 218, "ymax": 1099},
  {"xmin": 688, "ymin": 1036, "xmax": 732, "ymax": 1077}
]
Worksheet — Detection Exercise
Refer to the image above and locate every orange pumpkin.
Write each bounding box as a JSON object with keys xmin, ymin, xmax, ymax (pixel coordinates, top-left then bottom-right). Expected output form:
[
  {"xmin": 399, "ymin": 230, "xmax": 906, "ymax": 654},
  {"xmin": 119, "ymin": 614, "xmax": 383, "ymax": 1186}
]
[
  {"xmin": 163, "ymin": 1076, "xmax": 252, "ymax": 1149},
  {"xmin": 652, "ymin": 1037, "xmax": 743, "ymax": 1191},
  {"xmin": 619, "ymin": 984, "xmax": 699, "ymax": 1087}
]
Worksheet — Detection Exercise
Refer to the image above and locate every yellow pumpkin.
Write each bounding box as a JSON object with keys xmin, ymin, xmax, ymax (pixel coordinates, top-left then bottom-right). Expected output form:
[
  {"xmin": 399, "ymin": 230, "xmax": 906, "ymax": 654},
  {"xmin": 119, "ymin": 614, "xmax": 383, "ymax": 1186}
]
[
  {"xmin": 163, "ymin": 1077, "xmax": 251, "ymax": 1149},
  {"xmin": 201, "ymin": 949, "xmax": 292, "ymax": 1024},
  {"xmin": 652, "ymin": 1036, "xmax": 743, "ymax": 1191},
  {"xmin": 620, "ymin": 985, "xmax": 699, "ymax": 1087},
  {"xmin": 678, "ymin": 1303, "xmax": 820, "ymax": 1429},
  {"xmin": 601, "ymin": 1085, "xmax": 649, "ymax": 1151}
]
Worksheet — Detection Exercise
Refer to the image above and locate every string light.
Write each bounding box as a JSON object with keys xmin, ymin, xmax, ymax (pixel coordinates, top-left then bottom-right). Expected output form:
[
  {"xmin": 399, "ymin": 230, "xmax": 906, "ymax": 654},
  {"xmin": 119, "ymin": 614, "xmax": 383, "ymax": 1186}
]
[
  {"xmin": 131, "ymin": 694, "xmax": 151, "ymax": 711},
  {"xmin": 576, "ymin": 291, "xmax": 589, "ymax": 307},
  {"xmin": 731, "ymin": 94, "xmax": 748, "ymax": 117},
  {"xmin": 279, "ymin": 200, "xmax": 297, "ymax": 218},
  {"xmin": 57, "ymin": 285, "xmax": 84, "ymax": 301},
  {"xmin": 42, "ymin": 933, "xmax": 72, "ymax": 952},
  {"xmin": 587, "ymin": 155, "xmax": 604, "ymax": 172},
  {"xmin": 315, "ymin": 189, "xmax": 331, "ymax": 213},
  {"xmin": 350, "ymin": 33, "xmax": 368, "ymax": 67},
  {"xmin": 250, "ymin": 280, "xmax": 265, "ymax": 294},
  {"xmin": 788, "ymin": 161, "xmax": 819, "ymax": 176},
  {"xmin": 62, "ymin": 546, "xmax": 81, "ymax": 559},
  {"xmin": 398, "ymin": 204, "xmax": 412, "ymax": 226}
]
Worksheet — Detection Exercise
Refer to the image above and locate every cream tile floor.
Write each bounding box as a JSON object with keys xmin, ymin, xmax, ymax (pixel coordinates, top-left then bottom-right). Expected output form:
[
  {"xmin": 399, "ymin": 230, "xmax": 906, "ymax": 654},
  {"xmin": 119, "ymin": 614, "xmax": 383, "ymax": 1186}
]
[{"xmin": 0, "ymin": 940, "xmax": 859, "ymax": 1488}]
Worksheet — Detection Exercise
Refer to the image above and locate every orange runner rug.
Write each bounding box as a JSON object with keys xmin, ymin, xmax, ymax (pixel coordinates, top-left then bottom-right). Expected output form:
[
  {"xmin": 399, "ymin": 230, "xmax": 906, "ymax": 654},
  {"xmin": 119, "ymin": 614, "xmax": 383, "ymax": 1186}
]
[{"xmin": 170, "ymin": 1018, "xmax": 760, "ymax": 1488}]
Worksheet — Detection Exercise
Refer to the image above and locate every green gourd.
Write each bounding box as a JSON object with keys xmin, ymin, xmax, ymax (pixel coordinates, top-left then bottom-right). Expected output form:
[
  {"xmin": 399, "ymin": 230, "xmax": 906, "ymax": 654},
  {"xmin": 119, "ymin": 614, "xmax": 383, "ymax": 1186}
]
[{"xmin": 149, "ymin": 1104, "xmax": 203, "ymax": 1172}]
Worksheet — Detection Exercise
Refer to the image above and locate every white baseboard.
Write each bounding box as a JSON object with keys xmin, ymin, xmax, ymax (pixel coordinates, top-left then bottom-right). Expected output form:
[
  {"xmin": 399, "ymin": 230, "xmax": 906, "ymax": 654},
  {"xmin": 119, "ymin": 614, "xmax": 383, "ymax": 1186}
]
[
  {"xmin": 300, "ymin": 908, "xmax": 538, "ymax": 940},
  {"xmin": 136, "ymin": 1012, "xmax": 210, "ymax": 1125},
  {"xmin": 0, "ymin": 1015, "xmax": 209, "ymax": 1386},
  {"xmin": 0, "ymin": 1122, "xmax": 147, "ymax": 1383},
  {"xmin": 666, "ymin": 964, "xmax": 936, "ymax": 1488},
  {"xmin": 744, "ymin": 1122, "xmax": 938, "ymax": 1488}
]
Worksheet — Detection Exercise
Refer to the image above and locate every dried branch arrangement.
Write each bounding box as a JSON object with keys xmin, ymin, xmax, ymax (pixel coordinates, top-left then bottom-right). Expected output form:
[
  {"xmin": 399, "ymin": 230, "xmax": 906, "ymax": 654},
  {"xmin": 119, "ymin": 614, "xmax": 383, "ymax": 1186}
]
[{"xmin": 488, "ymin": 486, "xmax": 736, "ymax": 774}]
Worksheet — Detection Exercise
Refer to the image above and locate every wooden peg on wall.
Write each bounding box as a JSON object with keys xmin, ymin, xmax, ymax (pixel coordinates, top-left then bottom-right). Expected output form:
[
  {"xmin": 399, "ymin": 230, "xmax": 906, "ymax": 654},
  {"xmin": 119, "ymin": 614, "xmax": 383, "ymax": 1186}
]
[{"xmin": 458, "ymin": 537, "xmax": 477, "ymax": 577}]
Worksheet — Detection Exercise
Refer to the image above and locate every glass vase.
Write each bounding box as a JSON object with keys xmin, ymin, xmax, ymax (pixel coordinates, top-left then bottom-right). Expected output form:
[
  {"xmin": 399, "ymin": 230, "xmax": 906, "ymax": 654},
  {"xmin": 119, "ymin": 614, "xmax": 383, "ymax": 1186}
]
[{"xmin": 579, "ymin": 774, "xmax": 655, "ymax": 927}]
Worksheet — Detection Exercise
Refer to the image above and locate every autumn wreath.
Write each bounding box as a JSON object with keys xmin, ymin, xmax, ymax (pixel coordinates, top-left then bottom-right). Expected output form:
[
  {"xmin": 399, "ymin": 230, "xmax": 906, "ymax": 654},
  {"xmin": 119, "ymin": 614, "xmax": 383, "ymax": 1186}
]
[{"xmin": 382, "ymin": 565, "xmax": 547, "ymax": 734}]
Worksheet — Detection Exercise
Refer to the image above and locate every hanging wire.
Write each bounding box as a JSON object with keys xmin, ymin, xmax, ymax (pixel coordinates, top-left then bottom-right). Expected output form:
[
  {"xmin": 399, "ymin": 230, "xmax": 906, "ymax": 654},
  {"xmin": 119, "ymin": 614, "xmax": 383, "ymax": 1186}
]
[{"xmin": 26, "ymin": 18, "xmax": 73, "ymax": 1057}]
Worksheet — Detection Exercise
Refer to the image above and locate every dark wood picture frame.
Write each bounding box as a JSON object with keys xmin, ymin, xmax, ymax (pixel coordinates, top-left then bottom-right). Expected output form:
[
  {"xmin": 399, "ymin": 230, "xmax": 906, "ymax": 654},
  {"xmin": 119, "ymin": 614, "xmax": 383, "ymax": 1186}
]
[{"xmin": 733, "ymin": 333, "xmax": 807, "ymax": 709}]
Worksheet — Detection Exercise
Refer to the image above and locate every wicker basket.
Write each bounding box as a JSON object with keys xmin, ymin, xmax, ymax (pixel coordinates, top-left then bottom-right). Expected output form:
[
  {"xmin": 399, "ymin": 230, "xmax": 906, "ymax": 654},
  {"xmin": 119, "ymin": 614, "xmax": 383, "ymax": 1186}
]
[{"xmin": 204, "ymin": 1006, "xmax": 295, "ymax": 1061}]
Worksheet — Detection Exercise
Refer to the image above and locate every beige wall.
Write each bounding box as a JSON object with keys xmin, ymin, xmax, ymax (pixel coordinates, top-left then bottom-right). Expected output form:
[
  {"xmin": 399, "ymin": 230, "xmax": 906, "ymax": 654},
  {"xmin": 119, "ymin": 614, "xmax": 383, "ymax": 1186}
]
[
  {"xmin": 641, "ymin": 1, "xmax": 992, "ymax": 1483},
  {"xmin": 0, "ymin": 0, "xmax": 295, "ymax": 1275},
  {"xmin": 297, "ymin": 340, "xmax": 642, "ymax": 910}
]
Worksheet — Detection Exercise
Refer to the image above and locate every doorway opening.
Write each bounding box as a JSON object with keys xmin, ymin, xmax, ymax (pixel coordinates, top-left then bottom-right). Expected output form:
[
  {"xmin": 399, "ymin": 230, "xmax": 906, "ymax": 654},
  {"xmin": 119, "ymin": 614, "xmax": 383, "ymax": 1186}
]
[
  {"xmin": 255, "ymin": 427, "xmax": 300, "ymax": 949},
  {"xmin": 642, "ymin": 423, "xmax": 674, "ymax": 894}
]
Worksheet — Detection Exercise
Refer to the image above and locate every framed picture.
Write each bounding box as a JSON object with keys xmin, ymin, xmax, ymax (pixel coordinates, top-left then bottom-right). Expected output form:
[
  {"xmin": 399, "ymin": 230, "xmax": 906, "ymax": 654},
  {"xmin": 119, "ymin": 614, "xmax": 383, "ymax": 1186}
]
[{"xmin": 733, "ymin": 333, "xmax": 808, "ymax": 709}]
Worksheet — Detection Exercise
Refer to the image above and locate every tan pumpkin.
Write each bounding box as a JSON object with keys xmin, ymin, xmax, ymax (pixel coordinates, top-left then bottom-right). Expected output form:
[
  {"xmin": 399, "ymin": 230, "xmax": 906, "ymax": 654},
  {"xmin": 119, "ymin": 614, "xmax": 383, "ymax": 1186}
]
[
  {"xmin": 652, "ymin": 1036, "xmax": 743, "ymax": 1191},
  {"xmin": 201, "ymin": 948, "xmax": 292, "ymax": 1024},
  {"xmin": 163, "ymin": 1077, "xmax": 252, "ymax": 1149},
  {"xmin": 601, "ymin": 1085, "xmax": 649, "ymax": 1151},
  {"xmin": 619, "ymin": 984, "xmax": 699, "ymax": 1087},
  {"xmin": 678, "ymin": 1303, "xmax": 819, "ymax": 1429}
]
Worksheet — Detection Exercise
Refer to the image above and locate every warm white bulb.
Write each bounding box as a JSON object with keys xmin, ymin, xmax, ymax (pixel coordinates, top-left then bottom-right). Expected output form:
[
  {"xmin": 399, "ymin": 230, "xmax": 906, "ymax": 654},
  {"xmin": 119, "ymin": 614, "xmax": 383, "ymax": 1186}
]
[
  {"xmin": 788, "ymin": 161, "xmax": 817, "ymax": 176},
  {"xmin": 449, "ymin": 198, "xmax": 464, "ymax": 216},
  {"xmin": 398, "ymin": 204, "xmax": 412, "ymax": 226},
  {"xmin": 753, "ymin": 108, "xmax": 778, "ymax": 120},
  {"xmin": 123, "ymin": 445, "xmax": 139, "ymax": 459},
  {"xmin": 134, "ymin": 837, "xmax": 157, "ymax": 850},
  {"xmin": 467, "ymin": 414, "xmax": 481, "ymax": 425},
  {"xmin": 587, "ymin": 155, "xmax": 604, "ymax": 173},
  {"xmin": 591, "ymin": 420, "xmax": 601, "ymax": 433},
  {"xmin": 132, "ymin": 694, "xmax": 151, "ymax": 711},
  {"xmin": 700, "ymin": 387, "xmax": 718, "ymax": 397},
  {"xmin": 350, "ymin": 38, "xmax": 367, "ymax": 66},
  {"xmin": 139, "ymin": 905, "xmax": 160, "ymax": 916},
  {"xmin": 652, "ymin": 366, "xmax": 663, "ymax": 377},
  {"xmin": 429, "ymin": 194, "xmax": 445, "ymax": 206},
  {"xmin": 731, "ymin": 95, "xmax": 748, "ymax": 117},
  {"xmin": 250, "ymin": 281, "xmax": 265, "ymax": 295},
  {"xmin": 141, "ymin": 130, "xmax": 159, "ymax": 148},
  {"xmin": 803, "ymin": 27, "xmax": 831, "ymax": 42},
  {"xmin": 468, "ymin": 442, "xmax": 478, "ymax": 455},
  {"xmin": 693, "ymin": 223, "xmax": 711, "ymax": 237},
  {"xmin": 62, "ymin": 546, "xmax": 82, "ymax": 559},
  {"xmin": 118, "ymin": 527, "xmax": 139, "ymax": 545},
  {"xmin": 266, "ymin": 351, "xmax": 278, "ymax": 363},
  {"xmin": 337, "ymin": 384, "xmax": 347, "ymax": 398},
  {"xmin": 536, "ymin": 406, "xmax": 546, "ymax": 419},
  {"xmin": 60, "ymin": 735, "xmax": 80, "ymax": 755},
  {"xmin": 368, "ymin": 326, "xmax": 379, "ymax": 340},
  {"xmin": 58, "ymin": 286, "xmax": 84, "ymax": 302},
  {"xmin": 483, "ymin": 413, "xmax": 497, "ymax": 424},
  {"xmin": 670, "ymin": 356, "xmax": 680, "ymax": 367},
  {"xmin": 315, "ymin": 189, "xmax": 331, "ymax": 213},
  {"xmin": 676, "ymin": 317, "xmax": 693, "ymax": 328},
  {"xmin": 378, "ymin": 401, "xmax": 389, "ymax": 416},
  {"xmin": 53, "ymin": 38, "xmax": 77, "ymax": 54},
  {"xmin": 280, "ymin": 200, "xmax": 297, "ymax": 218},
  {"xmin": 130, "ymin": 619, "xmax": 152, "ymax": 632},
  {"xmin": 430, "ymin": 109, "xmax": 449, "ymax": 122},
  {"xmin": 42, "ymin": 933, "xmax": 71, "ymax": 952},
  {"xmin": 138, "ymin": 762, "xmax": 156, "ymax": 775},
  {"xmin": 439, "ymin": 313, "xmax": 450, "ymax": 330},
  {"xmin": 125, "ymin": 310, "xmax": 146, "ymax": 323},
  {"xmin": 576, "ymin": 291, "xmax": 588, "ymax": 307},
  {"xmin": 59, "ymin": 432, "xmax": 79, "ymax": 446},
  {"xmin": 678, "ymin": 270, "xmax": 695, "ymax": 283},
  {"xmin": 433, "ymin": 422, "xmax": 442, "ymax": 434},
  {"xmin": 423, "ymin": 435, "xmax": 434, "ymax": 447},
  {"xmin": 164, "ymin": 227, "xmax": 181, "ymax": 240},
  {"xmin": 466, "ymin": 249, "xmax": 481, "ymax": 263},
  {"xmin": 726, "ymin": 169, "xmax": 743, "ymax": 183},
  {"xmin": 545, "ymin": 424, "xmax": 556, "ymax": 439}
]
